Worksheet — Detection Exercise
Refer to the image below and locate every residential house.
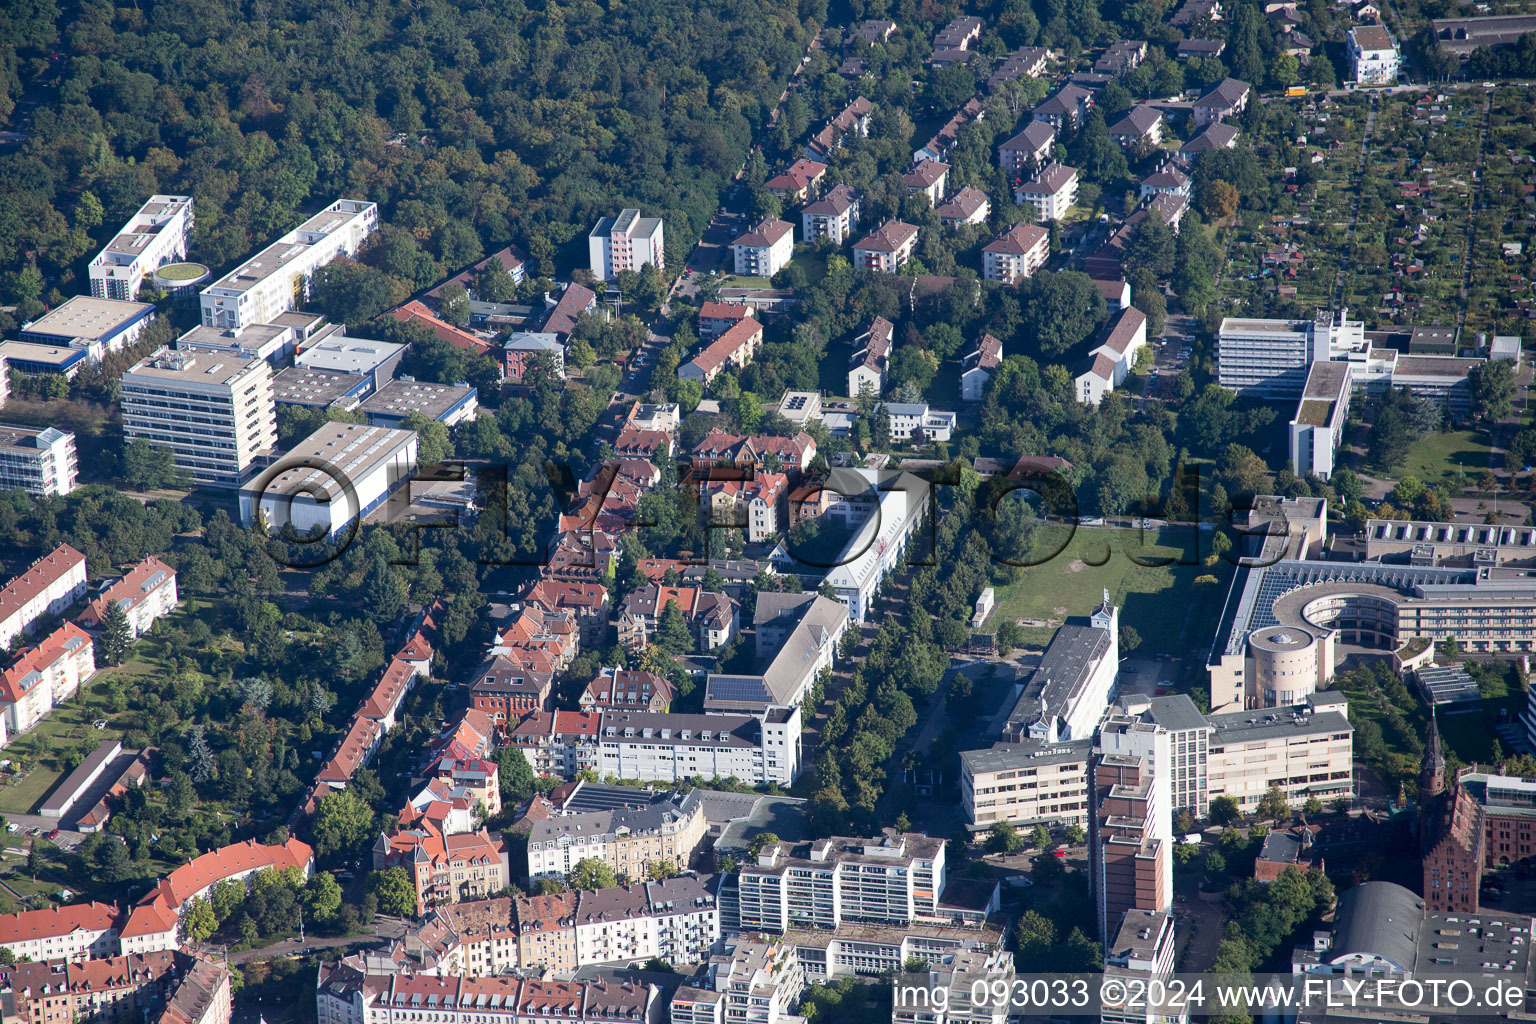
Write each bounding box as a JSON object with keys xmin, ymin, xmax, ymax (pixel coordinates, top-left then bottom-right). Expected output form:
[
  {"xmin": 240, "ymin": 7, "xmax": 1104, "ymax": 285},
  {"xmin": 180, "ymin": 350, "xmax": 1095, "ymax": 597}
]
[
  {"xmin": 579, "ymin": 667, "xmax": 674, "ymax": 713},
  {"xmin": 1139, "ymin": 166, "xmax": 1191, "ymax": 199},
  {"xmin": 700, "ymin": 471, "xmax": 790, "ymax": 543},
  {"xmin": 616, "ymin": 585, "xmax": 739, "ymax": 653},
  {"xmin": 1033, "ymin": 85, "xmax": 1094, "ymax": 129},
  {"xmin": 541, "ymin": 283, "xmax": 598, "ymax": 339},
  {"xmin": 937, "ymin": 186, "xmax": 990, "ymax": 228},
  {"xmin": 988, "ymin": 46, "xmax": 1050, "ymax": 90},
  {"xmin": 76, "ymin": 556, "xmax": 177, "ymax": 638},
  {"xmin": 852, "ymin": 221, "xmax": 918, "ymax": 273},
  {"xmin": 931, "ymin": 16, "xmax": 983, "ymax": 64},
  {"xmin": 1074, "ymin": 307, "xmax": 1149, "ymax": 406},
  {"xmin": 525, "ymin": 579, "xmax": 610, "ymax": 649},
  {"xmin": 589, "ymin": 209, "xmax": 665, "ymax": 282},
  {"xmin": 806, "ymin": 98, "xmax": 873, "ymax": 161},
  {"xmin": 1095, "ymin": 40, "xmax": 1148, "ymax": 75},
  {"xmin": 982, "ymin": 222, "xmax": 1049, "ymax": 284},
  {"xmin": 1348, "ymin": 24, "xmax": 1399, "ymax": 83},
  {"xmin": 800, "ymin": 185, "xmax": 861, "ymax": 246},
  {"xmin": 848, "ymin": 316, "xmax": 893, "ymax": 398},
  {"xmin": 688, "ymin": 429, "xmax": 817, "ymax": 475},
  {"xmin": 390, "ymin": 300, "xmax": 497, "ymax": 357},
  {"xmin": 1180, "ymin": 122, "xmax": 1241, "ymax": 159},
  {"xmin": 471, "ymin": 656, "xmax": 555, "ymax": 722},
  {"xmin": 1109, "ymin": 106, "xmax": 1164, "ymax": 149},
  {"xmin": 0, "ymin": 622, "xmax": 95, "ymax": 738},
  {"xmin": 961, "ymin": 335, "xmax": 1003, "ymax": 402},
  {"xmin": 731, "ymin": 220, "xmax": 795, "ymax": 279},
  {"xmin": 1177, "ymin": 38, "xmax": 1226, "ymax": 60},
  {"xmin": 0, "ymin": 544, "xmax": 88, "ymax": 651},
  {"xmin": 1015, "ymin": 163, "xmax": 1079, "ymax": 221},
  {"xmin": 902, "ymin": 161, "xmax": 950, "ymax": 206},
  {"xmin": 504, "ymin": 332, "xmax": 564, "ymax": 382},
  {"xmin": 679, "ymin": 318, "xmax": 764, "ymax": 385},
  {"xmin": 882, "ymin": 402, "xmax": 957, "ymax": 443},
  {"xmin": 763, "ymin": 160, "xmax": 828, "ymax": 203},
  {"xmin": 521, "ymin": 797, "xmax": 706, "ymax": 882},
  {"xmin": 373, "ymin": 824, "xmax": 509, "ymax": 914},
  {"xmin": 698, "ymin": 302, "xmax": 753, "ymax": 341}
]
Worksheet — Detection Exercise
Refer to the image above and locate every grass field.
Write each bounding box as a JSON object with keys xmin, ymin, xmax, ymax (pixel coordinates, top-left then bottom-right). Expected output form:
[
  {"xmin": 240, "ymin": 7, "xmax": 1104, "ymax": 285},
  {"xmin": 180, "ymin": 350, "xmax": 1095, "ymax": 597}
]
[
  {"xmin": 1397, "ymin": 429, "xmax": 1494, "ymax": 489},
  {"xmin": 987, "ymin": 525, "xmax": 1231, "ymax": 655}
]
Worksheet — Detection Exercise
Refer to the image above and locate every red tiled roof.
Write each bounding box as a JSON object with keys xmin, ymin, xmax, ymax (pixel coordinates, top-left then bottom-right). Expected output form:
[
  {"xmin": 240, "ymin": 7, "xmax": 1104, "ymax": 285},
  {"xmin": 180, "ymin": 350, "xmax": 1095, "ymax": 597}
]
[
  {"xmin": 698, "ymin": 301, "xmax": 752, "ymax": 324},
  {"xmin": 0, "ymin": 622, "xmax": 93, "ymax": 702},
  {"xmin": 0, "ymin": 545, "xmax": 85, "ymax": 626},
  {"xmin": 78, "ymin": 556, "xmax": 175, "ymax": 628},
  {"xmin": 390, "ymin": 301, "xmax": 494, "ymax": 355},
  {"xmin": 0, "ymin": 902, "xmax": 117, "ymax": 945}
]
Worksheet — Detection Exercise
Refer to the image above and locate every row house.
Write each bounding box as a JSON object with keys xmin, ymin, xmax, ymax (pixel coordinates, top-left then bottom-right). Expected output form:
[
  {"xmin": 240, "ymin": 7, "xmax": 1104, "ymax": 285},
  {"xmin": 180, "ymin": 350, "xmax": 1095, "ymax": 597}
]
[
  {"xmin": 851, "ymin": 220, "xmax": 917, "ymax": 273},
  {"xmin": 1, "ymin": 951, "xmax": 197, "ymax": 1024},
  {"xmin": 0, "ymin": 902, "xmax": 121, "ymax": 963},
  {"xmin": 678, "ymin": 317, "xmax": 764, "ymax": 385},
  {"xmin": 0, "ymin": 543, "xmax": 88, "ymax": 651},
  {"xmin": 579, "ymin": 667, "xmax": 674, "ymax": 713},
  {"xmin": 688, "ymin": 429, "xmax": 817, "ymax": 476},
  {"xmin": 612, "ymin": 426, "xmax": 673, "ymax": 460},
  {"xmin": 615, "ymin": 585, "xmax": 739, "ymax": 653},
  {"xmin": 543, "ymin": 525, "xmax": 620, "ymax": 582},
  {"xmin": 316, "ymin": 969, "xmax": 656, "ymax": 1024},
  {"xmin": 988, "ymin": 45, "xmax": 1050, "ymax": 89},
  {"xmin": 805, "ymin": 97, "xmax": 873, "ymax": 161},
  {"xmin": 981, "ymin": 221, "xmax": 1049, "ymax": 285},
  {"xmin": 931, "ymin": 15, "xmax": 983, "ymax": 63},
  {"xmin": 1095, "ymin": 39, "xmax": 1148, "ymax": 75},
  {"xmin": 522, "ymin": 798, "xmax": 707, "ymax": 882},
  {"xmin": 76, "ymin": 556, "xmax": 178, "ymax": 638},
  {"xmin": 847, "ymin": 316, "xmax": 893, "ymax": 397},
  {"xmin": 470, "ymin": 655, "xmax": 554, "ymax": 720},
  {"xmin": 915, "ymin": 97, "xmax": 984, "ymax": 164},
  {"xmin": 800, "ymin": 185, "xmax": 861, "ymax": 246}
]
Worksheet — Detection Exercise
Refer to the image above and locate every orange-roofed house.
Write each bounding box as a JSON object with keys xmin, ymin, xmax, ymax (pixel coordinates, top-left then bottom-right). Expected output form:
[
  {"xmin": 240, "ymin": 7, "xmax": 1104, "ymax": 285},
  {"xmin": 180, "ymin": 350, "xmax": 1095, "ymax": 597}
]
[
  {"xmin": 372, "ymin": 823, "xmax": 509, "ymax": 914},
  {"xmin": 76, "ymin": 556, "xmax": 177, "ymax": 638},
  {"xmin": 315, "ymin": 714, "xmax": 385, "ymax": 788},
  {"xmin": 677, "ymin": 319, "xmax": 763, "ymax": 385},
  {"xmin": 0, "ymin": 621, "xmax": 96, "ymax": 737},
  {"xmin": 0, "ymin": 901, "xmax": 121, "ymax": 962},
  {"xmin": 359, "ymin": 658, "xmax": 420, "ymax": 733},
  {"xmin": 526, "ymin": 580, "xmax": 610, "ymax": 649},
  {"xmin": 390, "ymin": 301, "xmax": 496, "ymax": 356},
  {"xmin": 0, "ymin": 543, "xmax": 88, "ymax": 650},
  {"xmin": 615, "ymin": 585, "xmax": 738, "ymax": 653}
]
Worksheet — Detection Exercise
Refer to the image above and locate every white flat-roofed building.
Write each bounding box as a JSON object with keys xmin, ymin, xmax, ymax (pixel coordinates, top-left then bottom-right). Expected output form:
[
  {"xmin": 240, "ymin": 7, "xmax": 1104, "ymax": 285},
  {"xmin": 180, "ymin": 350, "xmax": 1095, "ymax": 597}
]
[
  {"xmin": 597, "ymin": 707, "xmax": 802, "ymax": 786},
  {"xmin": 88, "ymin": 195, "xmax": 195, "ymax": 301},
  {"xmin": 175, "ymin": 320, "xmax": 303, "ymax": 365},
  {"xmin": 738, "ymin": 834, "xmax": 946, "ymax": 932},
  {"xmin": 200, "ymin": 199, "xmax": 378, "ymax": 331},
  {"xmin": 293, "ymin": 334, "xmax": 406, "ymax": 394},
  {"xmin": 120, "ymin": 345, "xmax": 278, "ymax": 488},
  {"xmin": 589, "ymin": 209, "xmax": 665, "ymax": 282},
  {"xmin": 815, "ymin": 469, "xmax": 930, "ymax": 622},
  {"xmin": 1102, "ymin": 910, "xmax": 1184, "ymax": 1024},
  {"xmin": 1348, "ymin": 24, "xmax": 1399, "ymax": 84},
  {"xmin": 960, "ymin": 740, "xmax": 1092, "ymax": 829},
  {"xmin": 0, "ymin": 340, "xmax": 90, "ymax": 379},
  {"xmin": 1217, "ymin": 309, "xmax": 1364, "ymax": 397},
  {"xmin": 0, "ymin": 424, "xmax": 78, "ymax": 497},
  {"xmin": 241, "ymin": 422, "xmax": 417, "ymax": 538},
  {"xmin": 19, "ymin": 296, "xmax": 157, "ymax": 363},
  {"xmin": 360, "ymin": 379, "xmax": 478, "ymax": 428},
  {"xmin": 1289, "ymin": 361, "xmax": 1352, "ymax": 480},
  {"xmin": 882, "ymin": 402, "xmax": 956, "ymax": 443}
]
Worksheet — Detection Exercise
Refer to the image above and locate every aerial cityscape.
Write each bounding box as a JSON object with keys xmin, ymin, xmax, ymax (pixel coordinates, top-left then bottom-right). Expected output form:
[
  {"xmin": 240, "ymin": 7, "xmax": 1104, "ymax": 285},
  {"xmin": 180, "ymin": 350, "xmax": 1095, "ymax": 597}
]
[{"xmin": 8, "ymin": 0, "xmax": 1536, "ymax": 1021}]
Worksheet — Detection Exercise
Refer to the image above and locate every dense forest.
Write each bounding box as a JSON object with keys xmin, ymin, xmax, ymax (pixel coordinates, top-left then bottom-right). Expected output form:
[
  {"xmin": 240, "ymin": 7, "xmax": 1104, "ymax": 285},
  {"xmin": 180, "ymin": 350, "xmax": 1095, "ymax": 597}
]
[{"xmin": 0, "ymin": 0, "xmax": 815, "ymax": 317}]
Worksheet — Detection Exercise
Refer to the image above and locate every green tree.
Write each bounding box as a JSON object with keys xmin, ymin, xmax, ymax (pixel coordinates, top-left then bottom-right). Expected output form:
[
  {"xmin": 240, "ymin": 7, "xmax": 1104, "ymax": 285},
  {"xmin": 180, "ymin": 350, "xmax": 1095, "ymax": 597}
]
[
  {"xmin": 1303, "ymin": 795, "xmax": 1323, "ymax": 817},
  {"xmin": 401, "ymin": 412, "xmax": 453, "ymax": 466},
  {"xmin": 1208, "ymin": 795, "xmax": 1241, "ymax": 825},
  {"xmin": 1064, "ymin": 823, "xmax": 1086, "ymax": 845},
  {"xmin": 570, "ymin": 857, "xmax": 619, "ymax": 890},
  {"xmin": 122, "ymin": 439, "xmax": 188, "ymax": 491},
  {"xmin": 492, "ymin": 745, "xmax": 538, "ymax": 802},
  {"xmin": 1256, "ymin": 786, "xmax": 1289, "ymax": 821},
  {"xmin": 311, "ymin": 790, "xmax": 376, "ymax": 858},
  {"xmin": 1118, "ymin": 625, "xmax": 1141, "ymax": 654},
  {"xmin": 179, "ymin": 898, "xmax": 217, "ymax": 944},
  {"xmin": 1469, "ymin": 359, "xmax": 1515, "ymax": 423},
  {"xmin": 96, "ymin": 599, "xmax": 132, "ymax": 667},
  {"xmin": 303, "ymin": 872, "xmax": 344, "ymax": 923},
  {"xmin": 653, "ymin": 599, "xmax": 694, "ymax": 655},
  {"xmin": 371, "ymin": 867, "xmax": 418, "ymax": 917},
  {"xmin": 439, "ymin": 283, "xmax": 470, "ymax": 327},
  {"xmin": 1029, "ymin": 824, "xmax": 1051, "ymax": 850},
  {"xmin": 987, "ymin": 821, "xmax": 1026, "ymax": 854}
]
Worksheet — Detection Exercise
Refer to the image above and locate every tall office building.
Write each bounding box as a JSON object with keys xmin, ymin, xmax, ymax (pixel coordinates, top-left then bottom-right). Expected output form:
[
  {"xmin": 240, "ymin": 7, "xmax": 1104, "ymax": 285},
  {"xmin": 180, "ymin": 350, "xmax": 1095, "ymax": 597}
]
[
  {"xmin": 1088, "ymin": 750, "xmax": 1172, "ymax": 948},
  {"xmin": 120, "ymin": 346, "xmax": 278, "ymax": 488},
  {"xmin": 588, "ymin": 209, "xmax": 665, "ymax": 282},
  {"xmin": 200, "ymin": 199, "xmax": 377, "ymax": 330},
  {"xmin": 0, "ymin": 425, "xmax": 78, "ymax": 497},
  {"xmin": 1217, "ymin": 309, "xmax": 1364, "ymax": 397},
  {"xmin": 88, "ymin": 195, "xmax": 195, "ymax": 301}
]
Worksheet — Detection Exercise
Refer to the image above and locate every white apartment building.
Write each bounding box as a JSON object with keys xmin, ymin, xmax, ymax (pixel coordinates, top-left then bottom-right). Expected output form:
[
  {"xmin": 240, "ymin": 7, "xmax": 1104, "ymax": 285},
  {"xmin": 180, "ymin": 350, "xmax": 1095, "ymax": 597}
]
[
  {"xmin": 121, "ymin": 345, "xmax": 279, "ymax": 488},
  {"xmin": 522, "ymin": 800, "xmax": 707, "ymax": 882},
  {"xmin": 0, "ymin": 424, "xmax": 78, "ymax": 497},
  {"xmin": 852, "ymin": 221, "xmax": 918, "ymax": 273},
  {"xmin": 847, "ymin": 317, "xmax": 892, "ymax": 397},
  {"xmin": 571, "ymin": 875, "xmax": 719, "ymax": 966},
  {"xmin": 589, "ymin": 209, "xmax": 665, "ymax": 282},
  {"xmin": 200, "ymin": 199, "xmax": 378, "ymax": 330},
  {"xmin": 0, "ymin": 622, "xmax": 95, "ymax": 736},
  {"xmin": 319, "ymin": 972, "xmax": 656, "ymax": 1024},
  {"xmin": 981, "ymin": 222, "xmax": 1049, "ymax": 284},
  {"xmin": 1074, "ymin": 307, "xmax": 1149, "ymax": 406},
  {"xmin": 960, "ymin": 741, "xmax": 1092, "ymax": 829},
  {"xmin": 1217, "ymin": 309, "xmax": 1364, "ymax": 397},
  {"xmin": 596, "ymin": 708, "xmax": 802, "ymax": 786},
  {"xmin": 883, "ymin": 402, "xmax": 957, "ymax": 443},
  {"xmin": 814, "ymin": 469, "xmax": 930, "ymax": 622},
  {"xmin": 731, "ymin": 219, "xmax": 794, "ymax": 279},
  {"xmin": 1014, "ymin": 162, "xmax": 1078, "ymax": 221},
  {"xmin": 1348, "ymin": 24, "xmax": 1399, "ymax": 84},
  {"xmin": 1289, "ymin": 361, "xmax": 1352, "ymax": 480},
  {"xmin": 89, "ymin": 195, "xmax": 195, "ymax": 301},
  {"xmin": 0, "ymin": 544, "xmax": 89, "ymax": 651},
  {"xmin": 77, "ymin": 556, "xmax": 178, "ymax": 639},
  {"xmin": 1102, "ymin": 910, "xmax": 1185, "ymax": 1024},
  {"xmin": 801, "ymin": 185, "xmax": 861, "ymax": 246},
  {"xmin": 671, "ymin": 939, "xmax": 805, "ymax": 1024},
  {"xmin": 738, "ymin": 834, "xmax": 946, "ymax": 932},
  {"xmin": 241, "ymin": 422, "xmax": 417, "ymax": 539},
  {"xmin": 1109, "ymin": 694, "xmax": 1212, "ymax": 818},
  {"xmin": 0, "ymin": 903, "xmax": 121, "ymax": 964},
  {"xmin": 891, "ymin": 949, "xmax": 1014, "ymax": 1024}
]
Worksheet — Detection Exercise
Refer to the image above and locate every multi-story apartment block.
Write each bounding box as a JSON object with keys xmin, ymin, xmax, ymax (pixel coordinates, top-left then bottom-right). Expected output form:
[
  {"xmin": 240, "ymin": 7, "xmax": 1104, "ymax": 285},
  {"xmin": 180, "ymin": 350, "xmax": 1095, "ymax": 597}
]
[
  {"xmin": 89, "ymin": 195, "xmax": 195, "ymax": 301},
  {"xmin": 0, "ymin": 425, "xmax": 78, "ymax": 497},
  {"xmin": 200, "ymin": 199, "xmax": 377, "ymax": 330},
  {"xmin": 670, "ymin": 939, "xmax": 805, "ymax": 1024},
  {"xmin": 816, "ymin": 469, "xmax": 930, "ymax": 622},
  {"xmin": 317, "ymin": 971, "xmax": 656, "ymax": 1024},
  {"xmin": 1088, "ymin": 752, "xmax": 1172, "ymax": 946},
  {"xmin": 678, "ymin": 317, "xmax": 764, "ymax": 385},
  {"xmin": 596, "ymin": 708, "xmax": 802, "ymax": 786},
  {"xmin": 801, "ymin": 185, "xmax": 861, "ymax": 246},
  {"xmin": 981, "ymin": 222, "xmax": 1049, "ymax": 284},
  {"xmin": 1074, "ymin": 307, "xmax": 1149, "ymax": 406},
  {"xmin": 891, "ymin": 949, "xmax": 1014, "ymax": 1024},
  {"xmin": 1101, "ymin": 910, "xmax": 1184, "ymax": 1024},
  {"xmin": 1014, "ymin": 162, "xmax": 1078, "ymax": 221},
  {"xmin": 0, "ymin": 902, "xmax": 122, "ymax": 963},
  {"xmin": 0, "ymin": 544, "xmax": 88, "ymax": 651},
  {"xmin": 847, "ymin": 317, "xmax": 892, "ymax": 397},
  {"xmin": 902, "ymin": 160, "xmax": 950, "ymax": 207},
  {"xmin": 77, "ymin": 556, "xmax": 178, "ymax": 638},
  {"xmin": 589, "ymin": 209, "xmax": 665, "ymax": 282},
  {"xmin": 120, "ymin": 345, "xmax": 278, "ymax": 488},
  {"xmin": 373, "ymin": 825, "xmax": 508, "ymax": 914},
  {"xmin": 0, "ymin": 950, "xmax": 197, "ymax": 1024},
  {"xmin": 1191, "ymin": 77, "xmax": 1250, "ymax": 125},
  {"xmin": 731, "ymin": 219, "xmax": 794, "ymax": 279},
  {"xmin": 522, "ymin": 797, "xmax": 706, "ymax": 882},
  {"xmin": 1348, "ymin": 24, "xmax": 1399, "ymax": 84},
  {"xmin": 615, "ymin": 585, "xmax": 738, "ymax": 653},
  {"xmin": 852, "ymin": 221, "xmax": 918, "ymax": 273},
  {"xmin": 0, "ymin": 622, "xmax": 95, "ymax": 737},
  {"xmin": 998, "ymin": 121, "xmax": 1056, "ymax": 177},
  {"xmin": 571, "ymin": 874, "xmax": 719, "ymax": 966},
  {"xmin": 738, "ymin": 833, "xmax": 946, "ymax": 932}
]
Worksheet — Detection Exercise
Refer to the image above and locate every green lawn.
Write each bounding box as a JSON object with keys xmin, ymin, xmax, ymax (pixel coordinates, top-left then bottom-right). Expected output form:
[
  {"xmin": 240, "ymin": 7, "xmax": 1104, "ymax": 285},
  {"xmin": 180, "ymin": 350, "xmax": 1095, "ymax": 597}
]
[
  {"xmin": 1397, "ymin": 429, "xmax": 1494, "ymax": 489},
  {"xmin": 720, "ymin": 274, "xmax": 772, "ymax": 289},
  {"xmin": 987, "ymin": 525, "xmax": 1231, "ymax": 655}
]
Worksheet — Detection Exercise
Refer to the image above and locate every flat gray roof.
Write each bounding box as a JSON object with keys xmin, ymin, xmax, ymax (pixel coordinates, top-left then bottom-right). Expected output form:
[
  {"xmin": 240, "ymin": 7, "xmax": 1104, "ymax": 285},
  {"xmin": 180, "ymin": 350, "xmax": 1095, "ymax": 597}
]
[
  {"xmin": 124, "ymin": 345, "xmax": 265, "ymax": 386},
  {"xmin": 1205, "ymin": 706, "xmax": 1351, "ymax": 746},
  {"xmin": 255, "ymin": 422, "xmax": 414, "ymax": 501},
  {"xmin": 295, "ymin": 335, "xmax": 405, "ymax": 374},
  {"xmin": 271, "ymin": 366, "xmax": 366, "ymax": 407},
  {"xmin": 22, "ymin": 296, "xmax": 154, "ymax": 340},
  {"xmin": 959, "ymin": 739, "xmax": 1091, "ymax": 774},
  {"xmin": 360, "ymin": 379, "xmax": 476, "ymax": 421}
]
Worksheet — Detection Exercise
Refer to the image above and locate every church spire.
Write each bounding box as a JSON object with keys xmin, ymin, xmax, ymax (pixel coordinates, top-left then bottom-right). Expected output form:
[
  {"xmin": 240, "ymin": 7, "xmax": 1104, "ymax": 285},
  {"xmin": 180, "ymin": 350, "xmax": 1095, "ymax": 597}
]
[{"xmin": 1421, "ymin": 708, "xmax": 1446, "ymax": 800}]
